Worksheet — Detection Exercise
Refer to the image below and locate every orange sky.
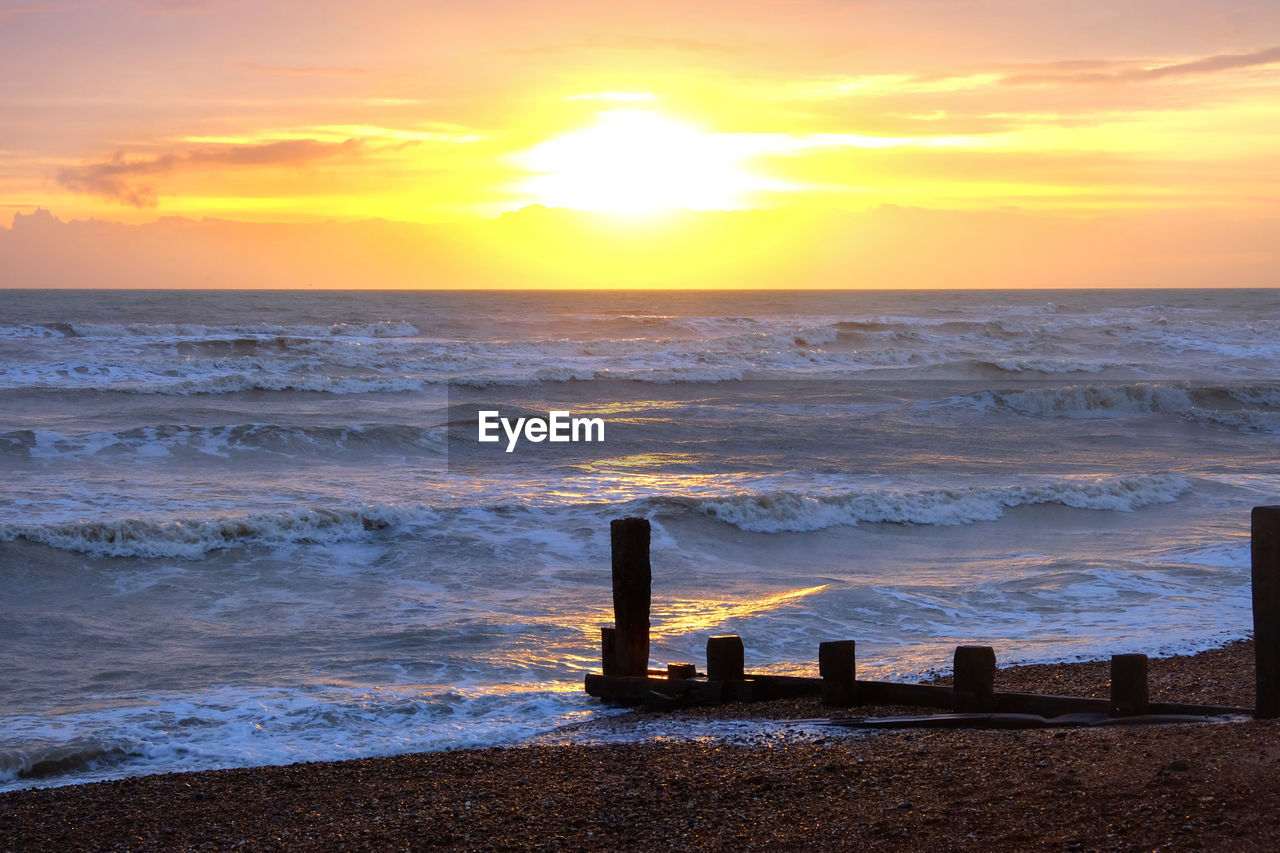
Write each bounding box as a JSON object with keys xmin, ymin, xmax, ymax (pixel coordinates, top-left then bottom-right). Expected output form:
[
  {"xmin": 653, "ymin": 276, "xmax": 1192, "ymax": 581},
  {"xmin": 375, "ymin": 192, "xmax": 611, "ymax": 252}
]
[{"xmin": 1, "ymin": 1, "xmax": 1278, "ymax": 287}]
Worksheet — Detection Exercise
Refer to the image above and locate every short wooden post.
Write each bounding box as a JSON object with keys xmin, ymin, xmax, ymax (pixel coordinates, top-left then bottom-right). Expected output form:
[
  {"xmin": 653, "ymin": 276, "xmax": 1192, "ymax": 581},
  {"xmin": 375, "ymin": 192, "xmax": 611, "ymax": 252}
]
[
  {"xmin": 600, "ymin": 627, "xmax": 619, "ymax": 676},
  {"xmin": 1110, "ymin": 653, "xmax": 1149, "ymax": 716},
  {"xmin": 707, "ymin": 635, "xmax": 745, "ymax": 681},
  {"xmin": 611, "ymin": 517, "xmax": 651, "ymax": 677},
  {"xmin": 1254, "ymin": 506, "xmax": 1280, "ymax": 718},
  {"xmin": 953, "ymin": 646, "xmax": 996, "ymax": 712},
  {"xmin": 819, "ymin": 640, "xmax": 857, "ymax": 706},
  {"xmin": 667, "ymin": 663, "xmax": 697, "ymax": 680}
]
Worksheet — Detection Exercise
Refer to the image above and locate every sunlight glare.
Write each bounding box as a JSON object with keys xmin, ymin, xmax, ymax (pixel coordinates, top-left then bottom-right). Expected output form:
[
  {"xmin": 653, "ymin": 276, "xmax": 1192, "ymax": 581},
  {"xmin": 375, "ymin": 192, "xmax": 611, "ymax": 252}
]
[{"xmin": 515, "ymin": 110, "xmax": 764, "ymax": 215}]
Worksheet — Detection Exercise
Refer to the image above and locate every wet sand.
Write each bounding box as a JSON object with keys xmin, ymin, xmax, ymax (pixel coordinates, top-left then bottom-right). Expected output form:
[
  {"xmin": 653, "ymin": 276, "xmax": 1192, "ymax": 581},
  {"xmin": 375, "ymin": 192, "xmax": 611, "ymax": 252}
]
[{"xmin": 4, "ymin": 640, "xmax": 1279, "ymax": 851}]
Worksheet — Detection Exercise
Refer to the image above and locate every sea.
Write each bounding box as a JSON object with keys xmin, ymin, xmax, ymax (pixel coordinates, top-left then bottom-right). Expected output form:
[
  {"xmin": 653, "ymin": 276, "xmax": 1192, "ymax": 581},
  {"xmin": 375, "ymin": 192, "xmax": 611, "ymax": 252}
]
[{"xmin": 1, "ymin": 287, "xmax": 1277, "ymax": 791}]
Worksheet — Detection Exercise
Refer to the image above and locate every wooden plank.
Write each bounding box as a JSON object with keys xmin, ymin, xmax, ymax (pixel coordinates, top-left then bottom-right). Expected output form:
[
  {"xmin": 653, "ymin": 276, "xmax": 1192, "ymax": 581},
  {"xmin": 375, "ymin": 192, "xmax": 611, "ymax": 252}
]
[
  {"xmin": 855, "ymin": 680, "xmax": 954, "ymax": 708},
  {"xmin": 746, "ymin": 675, "xmax": 824, "ymax": 700},
  {"xmin": 1254, "ymin": 506, "xmax": 1280, "ymax": 718},
  {"xmin": 584, "ymin": 674, "xmax": 724, "ymax": 705},
  {"xmin": 1110, "ymin": 653, "xmax": 1150, "ymax": 716},
  {"xmin": 680, "ymin": 679, "xmax": 728, "ymax": 705},
  {"xmin": 1149, "ymin": 701, "xmax": 1252, "ymax": 716},
  {"xmin": 611, "ymin": 517, "xmax": 651, "ymax": 677},
  {"xmin": 667, "ymin": 663, "xmax": 697, "ymax": 680},
  {"xmin": 994, "ymin": 691, "xmax": 1110, "ymax": 716},
  {"xmin": 584, "ymin": 673, "xmax": 647, "ymax": 701}
]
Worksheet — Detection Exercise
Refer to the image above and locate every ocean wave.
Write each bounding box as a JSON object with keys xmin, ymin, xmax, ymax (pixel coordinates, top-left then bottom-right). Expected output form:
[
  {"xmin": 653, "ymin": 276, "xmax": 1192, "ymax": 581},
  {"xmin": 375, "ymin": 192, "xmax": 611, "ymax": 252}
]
[
  {"xmin": 6, "ymin": 306, "xmax": 1279, "ymax": 393},
  {"xmin": 0, "ymin": 739, "xmax": 140, "ymax": 784},
  {"xmin": 1228, "ymin": 385, "xmax": 1280, "ymax": 408},
  {"xmin": 0, "ymin": 684, "xmax": 604, "ymax": 791},
  {"xmin": 964, "ymin": 382, "xmax": 1280, "ymax": 431},
  {"xmin": 685, "ymin": 474, "xmax": 1191, "ymax": 533},
  {"xmin": 0, "ymin": 423, "xmax": 445, "ymax": 460},
  {"xmin": 970, "ymin": 358, "xmax": 1121, "ymax": 375},
  {"xmin": 90, "ymin": 373, "xmax": 428, "ymax": 395},
  {"xmin": 0, "ymin": 323, "xmax": 72, "ymax": 339},
  {"xmin": 985, "ymin": 383, "xmax": 1196, "ymax": 418},
  {"xmin": 52, "ymin": 320, "xmax": 421, "ymax": 340},
  {"xmin": 1185, "ymin": 408, "xmax": 1280, "ymax": 434},
  {"xmin": 0, "ymin": 505, "xmax": 421, "ymax": 559}
]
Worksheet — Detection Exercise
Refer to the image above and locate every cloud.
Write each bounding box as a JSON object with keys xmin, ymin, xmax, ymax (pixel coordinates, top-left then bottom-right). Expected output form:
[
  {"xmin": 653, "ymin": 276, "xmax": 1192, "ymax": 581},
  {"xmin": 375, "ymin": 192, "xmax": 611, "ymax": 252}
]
[
  {"xmin": 56, "ymin": 139, "xmax": 362, "ymax": 207},
  {"xmin": 1006, "ymin": 45, "xmax": 1280, "ymax": 85},
  {"xmin": 799, "ymin": 46, "xmax": 1280, "ymax": 104}
]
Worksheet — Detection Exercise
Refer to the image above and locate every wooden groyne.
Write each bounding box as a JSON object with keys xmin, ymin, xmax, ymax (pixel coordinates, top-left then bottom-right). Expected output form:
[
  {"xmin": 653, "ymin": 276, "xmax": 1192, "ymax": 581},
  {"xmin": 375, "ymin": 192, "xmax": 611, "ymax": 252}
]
[{"xmin": 585, "ymin": 509, "xmax": 1280, "ymax": 719}]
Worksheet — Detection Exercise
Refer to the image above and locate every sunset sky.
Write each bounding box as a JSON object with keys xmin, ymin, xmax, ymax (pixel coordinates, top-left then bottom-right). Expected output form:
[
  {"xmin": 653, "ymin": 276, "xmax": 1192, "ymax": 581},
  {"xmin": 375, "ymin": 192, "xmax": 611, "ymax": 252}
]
[{"xmin": 2, "ymin": 0, "xmax": 1279, "ymax": 287}]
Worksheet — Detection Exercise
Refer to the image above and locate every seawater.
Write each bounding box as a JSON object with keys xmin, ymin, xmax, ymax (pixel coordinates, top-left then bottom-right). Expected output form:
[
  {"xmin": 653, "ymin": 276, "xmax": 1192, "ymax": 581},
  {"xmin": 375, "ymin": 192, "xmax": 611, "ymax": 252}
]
[{"xmin": 1, "ymin": 288, "xmax": 1277, "ymax": 789}]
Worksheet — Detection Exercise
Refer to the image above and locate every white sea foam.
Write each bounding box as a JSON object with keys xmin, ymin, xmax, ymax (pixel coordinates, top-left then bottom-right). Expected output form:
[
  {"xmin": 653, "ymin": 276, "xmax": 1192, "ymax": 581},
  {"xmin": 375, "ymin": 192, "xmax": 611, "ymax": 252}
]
[{"xmin": 0, "ymin": 684, "xmax": 614, "ymax": 792}]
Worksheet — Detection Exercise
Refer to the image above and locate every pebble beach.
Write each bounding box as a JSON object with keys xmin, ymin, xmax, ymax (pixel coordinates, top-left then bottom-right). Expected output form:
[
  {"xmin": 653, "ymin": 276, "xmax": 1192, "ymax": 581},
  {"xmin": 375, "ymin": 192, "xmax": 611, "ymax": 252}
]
[{"xmin": 4, "ymin": 640, "xmax": 1278, "ymax": 851}]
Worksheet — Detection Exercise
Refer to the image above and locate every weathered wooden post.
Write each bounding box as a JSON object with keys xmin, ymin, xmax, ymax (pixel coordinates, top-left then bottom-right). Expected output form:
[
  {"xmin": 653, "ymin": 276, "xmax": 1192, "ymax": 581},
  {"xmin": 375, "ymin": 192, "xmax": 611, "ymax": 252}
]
[
  {"xmin": 707, "ymin": 635, "xmax": 745, "ymax": 681},
  {"xmin": 953, "ymin": 646, "xmax": 996, "ymax": 712},
  {"xmin": 819, "ymin": 640, "xmax": 857, "ymax": 706},
  {"xmin": 611, "ymin": 517, "xmax": 651, "ymax": 677},
  {"xmin": 1110, "ymin": 653, "xmax": 1150, "ymax": 716},
  {"xmin": 600, "ymin": 627, "xmax": 619, "ymax": 677},
  {"xmin": 1254, "ymin": 506, "xmax": 1280, "ymax": 719}
]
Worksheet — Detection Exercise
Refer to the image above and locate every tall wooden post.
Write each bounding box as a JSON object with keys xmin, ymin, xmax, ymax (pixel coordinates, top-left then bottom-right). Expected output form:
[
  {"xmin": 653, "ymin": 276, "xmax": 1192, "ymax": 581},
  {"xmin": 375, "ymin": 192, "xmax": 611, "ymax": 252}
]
[
  {"xmin": 1110, "ymin": 654, "xmax": 1150, "ymax": 716},
  {"xmin": 953, "ymin": 646, "xmax": 996, "ymax": 712},
  {"xmin": 611, "ymin": 517, "xmax": 651, "ymax": 677},
  {"xmin": 1254, "ymin": 506, "xmax": 1280, "ymax": 718}
]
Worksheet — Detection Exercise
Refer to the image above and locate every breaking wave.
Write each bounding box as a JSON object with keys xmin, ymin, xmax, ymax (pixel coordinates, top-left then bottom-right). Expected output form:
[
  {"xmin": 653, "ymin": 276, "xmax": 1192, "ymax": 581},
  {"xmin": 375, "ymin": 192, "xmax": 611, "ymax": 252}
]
[
  {"xmin": 0, "ymin": 423, "xmax": 446, "ymax": 459},
  {"xmin": 955, "ymin": 382, "xmax": 1280, "ymax": 432},
  {"xmin": 0, "ymin": 505, "xmax": 421, "ymax": 559},
  {"xmin": 0, "ymin": 321, "xmax": 421, "ymax": 340},
  {"xmin": 687, "ymin": 474, "xmax": 1191, "ymax": 533}
]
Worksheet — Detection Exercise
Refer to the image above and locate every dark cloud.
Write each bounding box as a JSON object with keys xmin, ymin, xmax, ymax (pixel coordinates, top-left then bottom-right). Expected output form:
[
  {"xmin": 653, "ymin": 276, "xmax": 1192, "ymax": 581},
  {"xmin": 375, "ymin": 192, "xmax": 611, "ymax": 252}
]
[
  {"xmin": 56, "ymin": 139, "xmax": 361, "ymax": 208},
  {"xmin": 1005, "ymin": 45, "xmax": 1280, "ymax": 85}
]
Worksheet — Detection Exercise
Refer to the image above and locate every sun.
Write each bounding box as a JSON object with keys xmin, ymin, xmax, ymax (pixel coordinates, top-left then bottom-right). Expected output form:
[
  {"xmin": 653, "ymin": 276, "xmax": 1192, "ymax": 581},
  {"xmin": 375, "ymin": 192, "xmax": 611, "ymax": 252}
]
[{"xmin": 514, "ymin": 110, "xmax": 764, "ymax": 216}]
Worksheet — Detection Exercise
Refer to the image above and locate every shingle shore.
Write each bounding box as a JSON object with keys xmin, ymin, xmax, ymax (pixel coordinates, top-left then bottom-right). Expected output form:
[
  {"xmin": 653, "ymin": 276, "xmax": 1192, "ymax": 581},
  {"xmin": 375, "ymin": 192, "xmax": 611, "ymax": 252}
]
[{"xmin": 3, "ymin": 640, "xmax": 1277, "ymax": 852}]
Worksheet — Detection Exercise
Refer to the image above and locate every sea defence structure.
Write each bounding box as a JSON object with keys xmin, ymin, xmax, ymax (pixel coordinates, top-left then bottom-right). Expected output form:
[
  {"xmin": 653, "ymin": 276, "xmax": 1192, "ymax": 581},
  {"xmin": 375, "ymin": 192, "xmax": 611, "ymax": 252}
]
[{"xmin": 586, "ymin": 511, "xmax": 1280, "ymax": 719}]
